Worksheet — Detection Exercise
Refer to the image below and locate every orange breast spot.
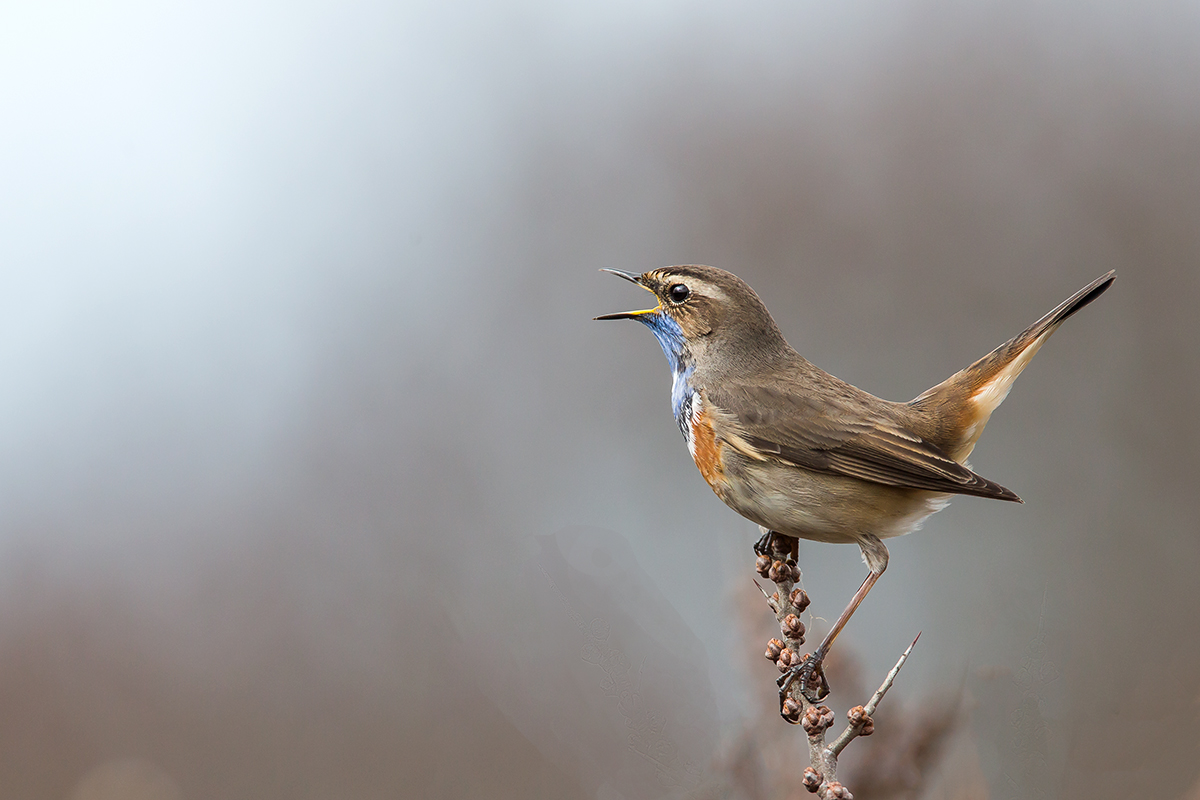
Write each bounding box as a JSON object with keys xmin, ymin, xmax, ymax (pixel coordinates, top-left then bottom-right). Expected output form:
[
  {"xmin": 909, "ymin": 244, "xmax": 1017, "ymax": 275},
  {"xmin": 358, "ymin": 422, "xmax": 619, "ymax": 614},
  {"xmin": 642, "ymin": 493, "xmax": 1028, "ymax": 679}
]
[{"xmin": 690, "ymin": 409, "xmax": 728, "ymax": 498}]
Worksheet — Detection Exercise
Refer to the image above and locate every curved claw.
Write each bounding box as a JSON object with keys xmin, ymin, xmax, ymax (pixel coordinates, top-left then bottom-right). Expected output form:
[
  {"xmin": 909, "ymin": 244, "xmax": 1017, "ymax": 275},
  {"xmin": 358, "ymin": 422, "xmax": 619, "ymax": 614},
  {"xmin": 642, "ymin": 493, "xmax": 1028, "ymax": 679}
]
[
  {"xmin": 777, "ymin": 671, "xmax": 793, "ymax": 718},
  {"xmin": 798, "ymin": 659, "xmax": 830, "ymax": 703},
  {"xmin": 777, "ymin": 656, "xmax": 831, "ymax": 710}
]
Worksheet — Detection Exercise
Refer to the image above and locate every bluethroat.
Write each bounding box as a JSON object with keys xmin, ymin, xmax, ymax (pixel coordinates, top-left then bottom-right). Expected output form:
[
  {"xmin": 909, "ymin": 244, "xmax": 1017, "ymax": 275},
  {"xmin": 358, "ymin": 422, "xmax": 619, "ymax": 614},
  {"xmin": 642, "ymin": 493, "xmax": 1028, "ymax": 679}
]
[{"xmin": 596, "ymin": 265, "xmax": 1115, "ymax": 703}]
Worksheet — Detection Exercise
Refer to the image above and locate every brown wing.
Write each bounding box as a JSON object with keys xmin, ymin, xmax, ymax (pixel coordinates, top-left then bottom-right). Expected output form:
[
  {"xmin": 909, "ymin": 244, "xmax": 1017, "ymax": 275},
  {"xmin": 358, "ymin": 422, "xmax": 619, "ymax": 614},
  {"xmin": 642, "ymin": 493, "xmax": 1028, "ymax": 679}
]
[{"xmin": 707, "ymin": 382, "xmax": 1022, "ymax": 502}]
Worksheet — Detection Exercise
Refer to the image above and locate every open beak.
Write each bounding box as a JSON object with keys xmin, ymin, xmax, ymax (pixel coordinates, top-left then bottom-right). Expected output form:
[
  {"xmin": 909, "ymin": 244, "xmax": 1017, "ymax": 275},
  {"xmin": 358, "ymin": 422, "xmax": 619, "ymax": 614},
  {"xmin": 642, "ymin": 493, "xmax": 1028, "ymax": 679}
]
[{"xmin": 594, "ymin": 269, "xmax": 662, "ymax": 320}]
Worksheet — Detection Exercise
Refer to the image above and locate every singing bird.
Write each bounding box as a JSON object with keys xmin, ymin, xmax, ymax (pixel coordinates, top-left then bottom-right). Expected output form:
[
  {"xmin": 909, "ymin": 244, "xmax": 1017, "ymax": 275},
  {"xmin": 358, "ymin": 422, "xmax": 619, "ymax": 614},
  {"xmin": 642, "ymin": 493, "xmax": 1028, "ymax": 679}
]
[{"xmin": 597, "ymin": 266, "xmax": 1114, "ymax": 701}]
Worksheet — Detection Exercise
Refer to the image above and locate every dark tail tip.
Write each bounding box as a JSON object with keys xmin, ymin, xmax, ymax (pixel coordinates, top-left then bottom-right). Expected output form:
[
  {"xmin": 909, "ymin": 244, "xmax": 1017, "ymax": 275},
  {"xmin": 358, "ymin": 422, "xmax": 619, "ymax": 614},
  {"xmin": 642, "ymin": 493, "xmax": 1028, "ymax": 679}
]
[
  {"xmin": 998, "ymin": 487, "xmax": 1024, "ymax": 504},
  {"xmin": 1056, "ymin": 270, "xmax": 1116, "ymax": 325}
]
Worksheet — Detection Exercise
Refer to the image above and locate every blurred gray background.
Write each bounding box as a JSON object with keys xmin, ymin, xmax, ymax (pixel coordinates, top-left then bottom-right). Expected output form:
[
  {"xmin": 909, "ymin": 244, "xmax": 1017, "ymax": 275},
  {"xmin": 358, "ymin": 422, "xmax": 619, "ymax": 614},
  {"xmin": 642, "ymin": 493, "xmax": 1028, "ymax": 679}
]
[{"xmin": 1, "ymin": 1, "xmax": 1198, "ymax": 798}]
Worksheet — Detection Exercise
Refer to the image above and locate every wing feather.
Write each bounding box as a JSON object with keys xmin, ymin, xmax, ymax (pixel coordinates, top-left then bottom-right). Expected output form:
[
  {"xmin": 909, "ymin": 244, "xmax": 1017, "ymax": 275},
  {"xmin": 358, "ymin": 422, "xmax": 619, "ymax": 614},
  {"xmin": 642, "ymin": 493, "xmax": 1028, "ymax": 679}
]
[{"xmin": 707, "ymin": 382, "xmax": 1021, "ymax": 502}]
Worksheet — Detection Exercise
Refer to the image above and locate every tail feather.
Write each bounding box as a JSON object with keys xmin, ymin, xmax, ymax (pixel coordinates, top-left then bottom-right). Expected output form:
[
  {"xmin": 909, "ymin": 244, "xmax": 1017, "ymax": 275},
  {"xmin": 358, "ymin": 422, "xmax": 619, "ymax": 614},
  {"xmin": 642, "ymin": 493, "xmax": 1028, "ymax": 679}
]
[{"xmin": 911, "ymin": 271, "xmax": 1116, "ymax": 460}]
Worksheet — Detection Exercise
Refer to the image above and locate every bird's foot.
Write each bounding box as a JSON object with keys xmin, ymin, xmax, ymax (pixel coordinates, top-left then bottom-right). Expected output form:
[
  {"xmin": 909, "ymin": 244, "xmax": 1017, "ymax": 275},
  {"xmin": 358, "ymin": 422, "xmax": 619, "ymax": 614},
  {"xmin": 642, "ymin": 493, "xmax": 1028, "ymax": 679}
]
[
  {"xmin": 753, "ymin": 530, "xmax": 794, "ymax": 559},
  {"xmin": 777, "ymin": 653, "xmax": 830, "ymax": 707}
]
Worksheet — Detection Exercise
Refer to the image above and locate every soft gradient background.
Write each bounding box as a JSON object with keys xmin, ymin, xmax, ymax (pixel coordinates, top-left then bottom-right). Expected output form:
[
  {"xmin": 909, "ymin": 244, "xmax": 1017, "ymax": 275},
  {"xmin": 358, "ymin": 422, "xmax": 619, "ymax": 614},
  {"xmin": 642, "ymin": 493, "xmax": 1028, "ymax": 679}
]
[{"xmin": 1, "ymin": 1, "xmax": 1197, "ymax": 798}]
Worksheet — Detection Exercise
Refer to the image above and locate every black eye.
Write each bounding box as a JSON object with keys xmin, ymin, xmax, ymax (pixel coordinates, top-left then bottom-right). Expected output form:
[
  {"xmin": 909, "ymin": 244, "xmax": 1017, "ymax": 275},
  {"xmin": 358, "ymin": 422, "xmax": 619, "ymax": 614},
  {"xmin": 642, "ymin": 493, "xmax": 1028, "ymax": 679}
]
[{"xmin": 668, "ymin": 283, "xmax": 690, "ymax": 304}]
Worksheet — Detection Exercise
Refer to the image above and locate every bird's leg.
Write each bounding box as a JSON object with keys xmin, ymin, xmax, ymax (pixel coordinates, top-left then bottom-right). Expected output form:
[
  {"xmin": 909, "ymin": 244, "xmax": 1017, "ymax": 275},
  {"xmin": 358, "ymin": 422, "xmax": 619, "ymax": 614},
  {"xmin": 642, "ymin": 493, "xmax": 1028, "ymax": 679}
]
[
  {"xmin": 779, "ymin": 534, "xmax": 889, "ymax": 703},
  {"xmin": 779, "ymin": 570, "xmax": 882, "ymax": 701}
]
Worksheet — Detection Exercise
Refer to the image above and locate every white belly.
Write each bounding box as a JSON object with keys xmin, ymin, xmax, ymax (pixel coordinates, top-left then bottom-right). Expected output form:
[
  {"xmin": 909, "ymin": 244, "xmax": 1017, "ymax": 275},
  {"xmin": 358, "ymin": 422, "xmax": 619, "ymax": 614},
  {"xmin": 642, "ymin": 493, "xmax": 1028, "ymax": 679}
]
[{"xmin": 719, "ymin": 457, "xmax": 952, "ymax": 545}]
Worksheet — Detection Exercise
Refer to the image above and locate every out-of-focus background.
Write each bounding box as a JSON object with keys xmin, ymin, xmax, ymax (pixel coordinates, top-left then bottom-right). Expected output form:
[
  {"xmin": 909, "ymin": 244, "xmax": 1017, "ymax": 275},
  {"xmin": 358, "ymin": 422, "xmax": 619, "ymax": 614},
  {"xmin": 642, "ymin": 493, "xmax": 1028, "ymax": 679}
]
[{"xmin": 1, "ymin": 1, "xmax": 1198, "ymax": 798}]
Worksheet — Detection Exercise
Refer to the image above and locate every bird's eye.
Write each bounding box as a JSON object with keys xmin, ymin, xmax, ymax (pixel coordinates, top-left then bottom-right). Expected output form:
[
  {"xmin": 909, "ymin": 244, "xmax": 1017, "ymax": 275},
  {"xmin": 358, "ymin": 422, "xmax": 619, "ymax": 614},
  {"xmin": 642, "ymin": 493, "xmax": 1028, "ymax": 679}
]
[{"xmin": 668, "ymin": 283, "xmax": 690, "ymax": 304}]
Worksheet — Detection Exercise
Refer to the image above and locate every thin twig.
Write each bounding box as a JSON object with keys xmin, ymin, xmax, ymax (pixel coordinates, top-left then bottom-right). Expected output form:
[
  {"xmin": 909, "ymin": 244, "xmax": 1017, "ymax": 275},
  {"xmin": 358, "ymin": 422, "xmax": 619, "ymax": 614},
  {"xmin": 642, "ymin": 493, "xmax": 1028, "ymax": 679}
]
[{"xmin": 828, "ymin": 632, "xmax": 921, "ymax": 757}]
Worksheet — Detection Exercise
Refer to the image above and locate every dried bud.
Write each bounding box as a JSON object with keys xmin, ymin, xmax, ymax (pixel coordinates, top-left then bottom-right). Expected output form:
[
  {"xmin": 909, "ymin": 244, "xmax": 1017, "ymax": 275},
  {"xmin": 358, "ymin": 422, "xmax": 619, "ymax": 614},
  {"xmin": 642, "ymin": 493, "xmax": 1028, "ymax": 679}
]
[
  {"xmin": 790, "ymin": 562, "xmax": 803, "ymax": 582},
  {"xmin": 781, "ymin": 697, "xmax": 802, "ymax": 722},
  {"xmin": 765, "ymin": 638, "xmax": 784, "ymax": 661},
  {"xmin": 801, "ymin": 704, "xmax": 835, "ymax": 735},
  {"xmin": 823, "ymin": 781, "xmax": 853, "ymax": 799},
  {"xmin": 755, "ymin": 554, "xmax": 772, "ymax": 577},
  {"xmin": 768, "ymin": 560, "xmax": 788, "ymax": 583},
  {"xmin": 802, "ymin": 767, "xmax": 822, "ymax": 792},
  {"xmin": 782, "ymin": 613, "xmax": 806, "ymax": 640},
  {"xmin": 770, "ymin": 534, "xmax": 792, "ymax": 556},
  {"xmin": 847, "ymin": 705, "xmax": 874, "ymax": 735},
  {"xmin": 789, "ymin": 587, "xmax": 811, "ymax": 612},
  {"xmin": 777, "ymin": 648, "xmax": 795, "ymax": 670}
]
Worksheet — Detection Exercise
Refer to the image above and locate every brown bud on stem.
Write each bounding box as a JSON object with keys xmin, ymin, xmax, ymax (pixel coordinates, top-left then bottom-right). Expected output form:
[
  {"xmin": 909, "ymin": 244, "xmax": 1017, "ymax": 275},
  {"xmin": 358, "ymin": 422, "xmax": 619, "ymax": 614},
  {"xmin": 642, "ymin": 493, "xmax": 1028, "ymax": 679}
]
[
  {"xmin": 755, "ymin": 554, "xmax": 772, "ymax": 577},
  {"xmin": 801, "ymin": 704, "xmax": 835, "ymax": 735},
  {"xmin": 782, "ymin": 613, "xmax": 806, "ymax": 640},
  {"xmin": 781, "ymin": 697, "xmax": 802, "ymax": 723},
  {"xmin": 765, "ymin": 638, "xmax": 784, "ymax": 662},
  {"xmin": 823, "ymin": 781, "xmax": 853, "ymax": 799},
  {"xmin": 802, "ymin": 768, "xmax": 822, "ymax": 792},
  {"xmin": 768, "ymin": 560, "xmax": 788, "ymax": 583},
  {"xmin": 847, "ymin": 705, "xmax": 875, "ymax": 735},
  {"xmin": 789, "ymin": 587, "xmax": 810, "ymax": 612}
]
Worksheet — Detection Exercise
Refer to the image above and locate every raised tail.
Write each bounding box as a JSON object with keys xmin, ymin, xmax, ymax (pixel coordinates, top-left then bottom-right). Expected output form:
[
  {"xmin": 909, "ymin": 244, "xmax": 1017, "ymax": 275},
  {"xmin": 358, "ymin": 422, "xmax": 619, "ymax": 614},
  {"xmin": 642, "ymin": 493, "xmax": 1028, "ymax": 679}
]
[{"xmin": 910, "ymin": 271, "xmax": 1116, "ymax": 461}]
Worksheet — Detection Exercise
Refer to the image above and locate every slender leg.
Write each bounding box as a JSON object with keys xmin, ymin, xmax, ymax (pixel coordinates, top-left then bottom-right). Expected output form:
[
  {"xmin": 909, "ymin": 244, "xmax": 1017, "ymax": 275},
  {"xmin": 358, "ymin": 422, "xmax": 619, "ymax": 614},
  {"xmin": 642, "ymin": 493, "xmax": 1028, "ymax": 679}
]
[{"xmin": 780, "ymin": 534, "xmax": 889, "ymax": 702}]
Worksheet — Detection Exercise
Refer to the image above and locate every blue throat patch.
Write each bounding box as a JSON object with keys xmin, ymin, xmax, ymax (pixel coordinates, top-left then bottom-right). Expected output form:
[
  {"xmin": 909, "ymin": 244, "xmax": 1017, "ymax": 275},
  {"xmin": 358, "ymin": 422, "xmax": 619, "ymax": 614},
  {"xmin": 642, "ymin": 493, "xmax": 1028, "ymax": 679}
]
[{"xmin": 636, "ymin": 313, "xmax": 694, "ymax": 421}]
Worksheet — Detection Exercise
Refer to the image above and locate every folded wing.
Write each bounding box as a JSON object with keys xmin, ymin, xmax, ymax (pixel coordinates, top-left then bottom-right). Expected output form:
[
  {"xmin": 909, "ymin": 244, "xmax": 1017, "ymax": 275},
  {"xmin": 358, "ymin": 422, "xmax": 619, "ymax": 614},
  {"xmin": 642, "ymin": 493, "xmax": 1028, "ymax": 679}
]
[{"xmin": 708, "ymin": 382, "xmax": 1022, "ymax": 502}]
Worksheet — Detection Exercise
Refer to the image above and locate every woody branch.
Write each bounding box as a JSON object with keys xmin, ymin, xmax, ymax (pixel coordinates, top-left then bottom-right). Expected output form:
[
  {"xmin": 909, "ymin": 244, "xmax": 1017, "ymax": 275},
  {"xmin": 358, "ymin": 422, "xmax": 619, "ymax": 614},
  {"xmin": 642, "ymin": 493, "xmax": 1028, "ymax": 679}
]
[{"xmin": 755, "ymin": 531, "xmax": 919, "ymax": 799}]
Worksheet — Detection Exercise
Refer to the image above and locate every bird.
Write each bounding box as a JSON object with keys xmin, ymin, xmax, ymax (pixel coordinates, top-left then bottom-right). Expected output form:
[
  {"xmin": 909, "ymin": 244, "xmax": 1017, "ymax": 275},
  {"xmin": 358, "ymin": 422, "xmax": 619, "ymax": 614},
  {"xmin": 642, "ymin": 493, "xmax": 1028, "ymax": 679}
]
[{"xmin": 596, "ymin": 265, "xmax": 1115, "ymax": 704}]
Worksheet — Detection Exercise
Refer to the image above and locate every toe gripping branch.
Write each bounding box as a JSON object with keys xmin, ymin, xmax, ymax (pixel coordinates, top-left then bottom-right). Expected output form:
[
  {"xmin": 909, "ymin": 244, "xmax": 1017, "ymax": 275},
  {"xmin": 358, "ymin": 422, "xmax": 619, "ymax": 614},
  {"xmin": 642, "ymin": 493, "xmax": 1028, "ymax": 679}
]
[{"xmin": 779, "ymin": 651, "xmax": 831, "ymax": 706}]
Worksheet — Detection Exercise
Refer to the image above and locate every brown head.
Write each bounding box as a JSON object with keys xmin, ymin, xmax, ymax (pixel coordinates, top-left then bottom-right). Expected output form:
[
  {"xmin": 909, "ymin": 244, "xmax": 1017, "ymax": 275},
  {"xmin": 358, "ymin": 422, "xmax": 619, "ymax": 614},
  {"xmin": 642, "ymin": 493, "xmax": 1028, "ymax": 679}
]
[{"xmin": 595, "ymin": 265, "xmax": 795, "ymax": 376}]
